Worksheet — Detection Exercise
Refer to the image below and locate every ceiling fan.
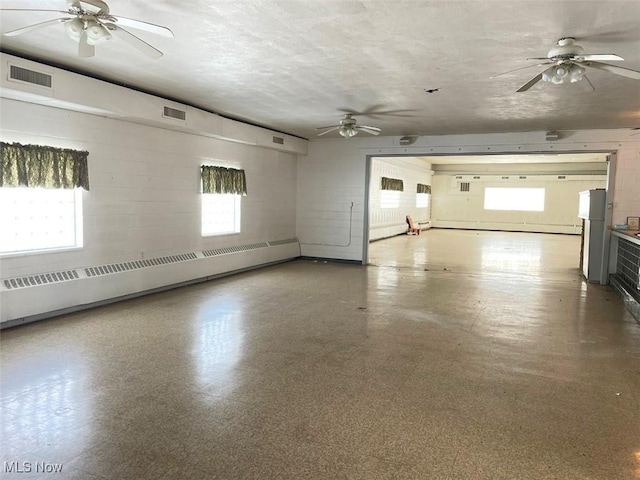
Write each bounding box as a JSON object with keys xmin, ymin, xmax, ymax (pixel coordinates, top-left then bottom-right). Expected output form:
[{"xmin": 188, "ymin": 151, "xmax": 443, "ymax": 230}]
[
  {"xmin": 494, "ymin": 37, "xmax": 640, "ymax": 92},
  {"xmin": 1, "ymin": 0, "xmax": 173, "ymax": 58},
  {"xmin": 316, "ymin": 114, "xmax": 382, "ymax": 138}
]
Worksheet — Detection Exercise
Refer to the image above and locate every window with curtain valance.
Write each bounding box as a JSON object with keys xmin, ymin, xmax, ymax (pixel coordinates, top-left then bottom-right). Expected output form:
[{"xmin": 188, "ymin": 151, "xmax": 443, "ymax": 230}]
[
  {"xmin": 380, "ymin": 177, "xmax": 404, "ymax": 191},
  {"xmin": 201, "ymin": 165, "xmax": 247, "ymax": 195},
  {"xmin": 417, "ymin": 184, "xmax": 431, "ymax": 194},
  {"xmin": 0, "ymin": 142, "xmax": 90, "ymax": 190}
]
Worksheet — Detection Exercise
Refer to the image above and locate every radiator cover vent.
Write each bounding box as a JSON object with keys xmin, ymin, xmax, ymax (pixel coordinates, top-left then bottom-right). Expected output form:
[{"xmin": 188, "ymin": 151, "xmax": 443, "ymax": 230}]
[
  {"xmin": 2, "ymin": 239, "xmax": 299, "ymax": 291},
  {"xmin": 3, "ymin": 270, "xmax": 78, "ymax": 290},
  {"xmin": 268, "ymin": 238, "xmax": 298, "ymax": 246},
  {"xmin": 203, "ymin": 242, "xmax": 269, "ymax": 257},
  {"xmin": 9, "ymin": 64, "xmax": 52, "ymax": 88},
  {"xmin": 85, "ymin": 252, "xmax": 198, "ymax": 277}
]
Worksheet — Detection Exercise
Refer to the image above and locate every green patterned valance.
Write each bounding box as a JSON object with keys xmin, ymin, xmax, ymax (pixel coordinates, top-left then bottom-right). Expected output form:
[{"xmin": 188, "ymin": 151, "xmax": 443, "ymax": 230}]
[
  {"xmin": 417, "ymin": 184, "xmax": 431, "ymax": 194},
  {"xmin": 381, "ymin": 177, "xmax": 403, "ymax": 191},
  {"xmin": 201, "ymin": 165, "xmax": 247, "ymax": 195},
  {"xmin": 0, "ymin": 142, "xmax": 89, "ymax": 190}
]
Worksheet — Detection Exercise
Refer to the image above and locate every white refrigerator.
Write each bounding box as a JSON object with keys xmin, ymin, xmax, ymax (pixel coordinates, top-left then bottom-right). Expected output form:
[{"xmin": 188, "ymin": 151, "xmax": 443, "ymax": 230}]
[{"xmin": 578, "ymin": 189, "xmax": 606, "ymax": 282}]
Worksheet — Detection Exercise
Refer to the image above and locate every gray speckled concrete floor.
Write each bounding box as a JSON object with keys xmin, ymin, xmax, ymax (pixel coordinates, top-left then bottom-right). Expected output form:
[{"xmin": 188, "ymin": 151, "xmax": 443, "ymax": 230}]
[{"xmin": 2, "ymin": 230, "xmax": 639, "ymax": 479}]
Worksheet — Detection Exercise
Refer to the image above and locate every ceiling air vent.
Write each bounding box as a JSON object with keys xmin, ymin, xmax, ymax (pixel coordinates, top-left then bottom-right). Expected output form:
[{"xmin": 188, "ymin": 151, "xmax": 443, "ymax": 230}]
[
  {"xmin": 272, "ymin": 136, "xmax": 284, "ymax": 145},
  {"xmin": 163, "ymin": 106, "xmax": 186, "ymax": 121},
  {"xmin": 9, "ymin": 64, "xmax": 52, "ymax": 88},
  {"xmin": 460, "ymin": 182, "xmax": 470, "ymax": 192}
]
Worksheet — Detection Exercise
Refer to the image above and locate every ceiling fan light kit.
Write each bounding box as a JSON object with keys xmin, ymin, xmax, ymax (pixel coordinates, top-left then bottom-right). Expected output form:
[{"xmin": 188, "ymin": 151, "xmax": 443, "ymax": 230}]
[
  {"xmin": 2, "ymin": 0, "xmax": 173, "ymax": 57},
  {"xmin": 542, "ymin": 63, "xmax": 585, "ymax": 85},
  {"xmin": 496, "ymin": 37, "xmax": 640, "ymax": 92},
  {"xmin": 316, "ymin": 114, "xmax": 382, "ymax": 139}
]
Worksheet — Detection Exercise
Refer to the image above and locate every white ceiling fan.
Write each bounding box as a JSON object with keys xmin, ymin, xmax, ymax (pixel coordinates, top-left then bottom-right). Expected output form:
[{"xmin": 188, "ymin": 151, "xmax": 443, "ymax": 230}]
[
  {"xmin": 1, "ymin": 0, "xmax": 173, "ymax": 58},
  {"xmin": 494, "ymin": 37, "xmax": 640, "ymax": 92},
  {"xmin": 316, "ymin": 114, "xmax": 382, "ymax": 138}
]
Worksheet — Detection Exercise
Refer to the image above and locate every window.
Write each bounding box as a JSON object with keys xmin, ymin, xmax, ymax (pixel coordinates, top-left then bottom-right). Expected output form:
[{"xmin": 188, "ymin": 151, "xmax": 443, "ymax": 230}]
[
  {"xmin": 0, "ymin": 187, "xmax": 83, "ymax": 255},
  {"xmin": 416, "ymin": 193, "xmax": 430, "ymax": 208},
  {"xmin": 380, "ymin": 190, "xmax": 401, "ymax": 209},
  {"xmin": 0, "ymin": 142, "xmax": 89, "ymax": 256},
  {"xmin": 416, "ymin": 183, "xmax": 431, "ymax": 208},
  {"xmin": 484, "ymin": 187, "xmax": 545, "ymax": 212},
  {"xmin": 201, "ymin": 193, "xmax": 241, "ymax": 236},
  {"xmin": 200, "ymin": 165, "xmax": 246, "ymax": 236}
]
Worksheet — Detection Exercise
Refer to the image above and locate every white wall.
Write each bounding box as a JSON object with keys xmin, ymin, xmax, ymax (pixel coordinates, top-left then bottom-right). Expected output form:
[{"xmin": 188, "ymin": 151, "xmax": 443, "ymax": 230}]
[
  {"xmin": 431, "ymin": 174, "xmax": 607, "ymax": 234},
  {"xmin": 369, "ymin": 157, "xmax": 433, "ymax": 240},
  {"xmin": 0, "ymin": 98, "xmax": 299, "ymax": 323},
  {"xmin": 297, "ymin": 132, "xmax": 639, "ymax": 263}
]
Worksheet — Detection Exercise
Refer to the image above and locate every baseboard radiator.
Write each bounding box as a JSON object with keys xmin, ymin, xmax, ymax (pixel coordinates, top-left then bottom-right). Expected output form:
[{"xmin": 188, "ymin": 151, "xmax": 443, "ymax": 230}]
[{"xmin": 0, "ymin": 239, "xmax": 300, "ymax": 327}]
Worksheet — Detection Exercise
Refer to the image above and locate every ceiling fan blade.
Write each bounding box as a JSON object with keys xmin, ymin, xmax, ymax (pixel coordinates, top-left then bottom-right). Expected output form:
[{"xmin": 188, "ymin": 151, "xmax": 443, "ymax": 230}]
[
  {"xmin": 108, "ymin": 25, "xmax": 163, "ymax": 58},
  {"xmin": 580, "ymin": 54, "xmax": 624, "ymax": 61},
  {"xmin": 0, "ymin": 8, "xmax": 68, "ymax": 13},
  {"xmin": 491, "ymin": 62, "xmax": 552, "ymax": 78},
  {"xmin": 315, "ymin": 125, "xmax": 339, "ymax": 130},
  {"xmin": 317, "ymin": 127, "xmax": 339, "ymax": 136},
  {"xmin": 584, "ymin": 61, "xmax": 640, "ymax": 79},
  {"xmin": 78, "ymin": 31, "xmax": 95, "ymax": 57},
  {"xmin": 356, "ymin": 127, "xmax": 381, "ymax": 136},
  {"xmin": 4, "ymin": 17, "xmax": 68, "ymax": 36},
  {"xmin": 338, "ymin": 106, "xmax": 416, "ymax": 118},
  {"xmin": 358, "ymin": 125, "xmax": 382, "ymax": 132},
  {"xmin": 516, "ymin": 66, "xmax": 554, "ymax": 92},
  {"xmin": 111, "ymin": 16, "xmax": 174, "ymax": 38}
]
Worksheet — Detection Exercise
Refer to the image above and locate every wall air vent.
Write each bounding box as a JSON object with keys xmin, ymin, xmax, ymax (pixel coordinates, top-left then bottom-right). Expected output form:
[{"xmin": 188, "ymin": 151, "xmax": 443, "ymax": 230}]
[
  {"xmin": 558, "ymin": 175, "xmax": 566, "ymax": 179},
  {"xmin": 272, "ymin": 136, "xmax": 284, "ymax": 145},
  {"xmin": 460, "ymin": 182, "xmax": 470, "ymax": 192},
  {"xmin": 519, "ymin": 176, "xmax": 527, "ymax": 179},
  {"xmin": 3, "ymin": 270, "xmax": 78, "ymax": 290},
  {"xmin": 502, "ymin": 176, "xmax": 510, "ymax": 179},
  {"xmin": 455, "ymin": 176, "xmax": 463, "ymax": 179},
  {"xmin": 9, "ymin": 64, "xmax": 52, "ymax": 88},
  {"xmin": 163, "ymin": 106, "xmax": 186, "ymax": 121},
  {"xmin": 473, "ymin": 176, "xmax": 481, "ymax": 179}
]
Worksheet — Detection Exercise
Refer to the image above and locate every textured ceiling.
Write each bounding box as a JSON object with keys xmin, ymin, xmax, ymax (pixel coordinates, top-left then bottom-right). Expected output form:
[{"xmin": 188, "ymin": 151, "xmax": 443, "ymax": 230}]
[{"xmin": 1, "ymin": 0, "xmax": 640, "ymax": 140}]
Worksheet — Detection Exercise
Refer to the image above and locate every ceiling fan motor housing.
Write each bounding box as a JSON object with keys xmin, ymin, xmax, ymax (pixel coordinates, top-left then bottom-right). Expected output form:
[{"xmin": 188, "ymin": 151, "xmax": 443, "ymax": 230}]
[{"xmin": 547, "ymin": 37, "xmax": 584, "ymax": 60}]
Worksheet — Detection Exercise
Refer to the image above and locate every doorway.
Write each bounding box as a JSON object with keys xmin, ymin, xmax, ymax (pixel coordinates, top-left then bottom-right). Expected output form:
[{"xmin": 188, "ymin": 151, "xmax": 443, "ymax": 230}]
[{"xmin": 364, "ymin": 152, "xmax": 612, "ymax": 281}]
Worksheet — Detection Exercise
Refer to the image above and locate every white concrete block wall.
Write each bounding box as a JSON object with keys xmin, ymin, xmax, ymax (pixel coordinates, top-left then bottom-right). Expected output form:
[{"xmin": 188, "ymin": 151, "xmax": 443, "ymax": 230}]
[
  {"xmin": 0, "ymin": 98, "xmax": 298, "ymax": 322},
  {"xmin": 296, "ymin": 141, "xmax": 366, "ymax": 261}
]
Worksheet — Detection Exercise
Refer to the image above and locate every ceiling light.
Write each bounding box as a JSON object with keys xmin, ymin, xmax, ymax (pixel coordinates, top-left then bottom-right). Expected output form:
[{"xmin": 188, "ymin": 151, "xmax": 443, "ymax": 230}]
[
  {"xmin": 542, "ymin": 63, "xmax": 586, "ymax": 86},
  {"xmin": 86, "ymin": 20, "xmax": 111, "ymax": 45},
  {"xmin": 64, "ymin": 17, "xmax": 84, "ymax": 41},
  {"xmin": 338, "ymin": 126, "xmax": 358, "ymax": 138},
  {"xmin": 569, "ymin": 64, "xmax": 585, "ymax": 83}
]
